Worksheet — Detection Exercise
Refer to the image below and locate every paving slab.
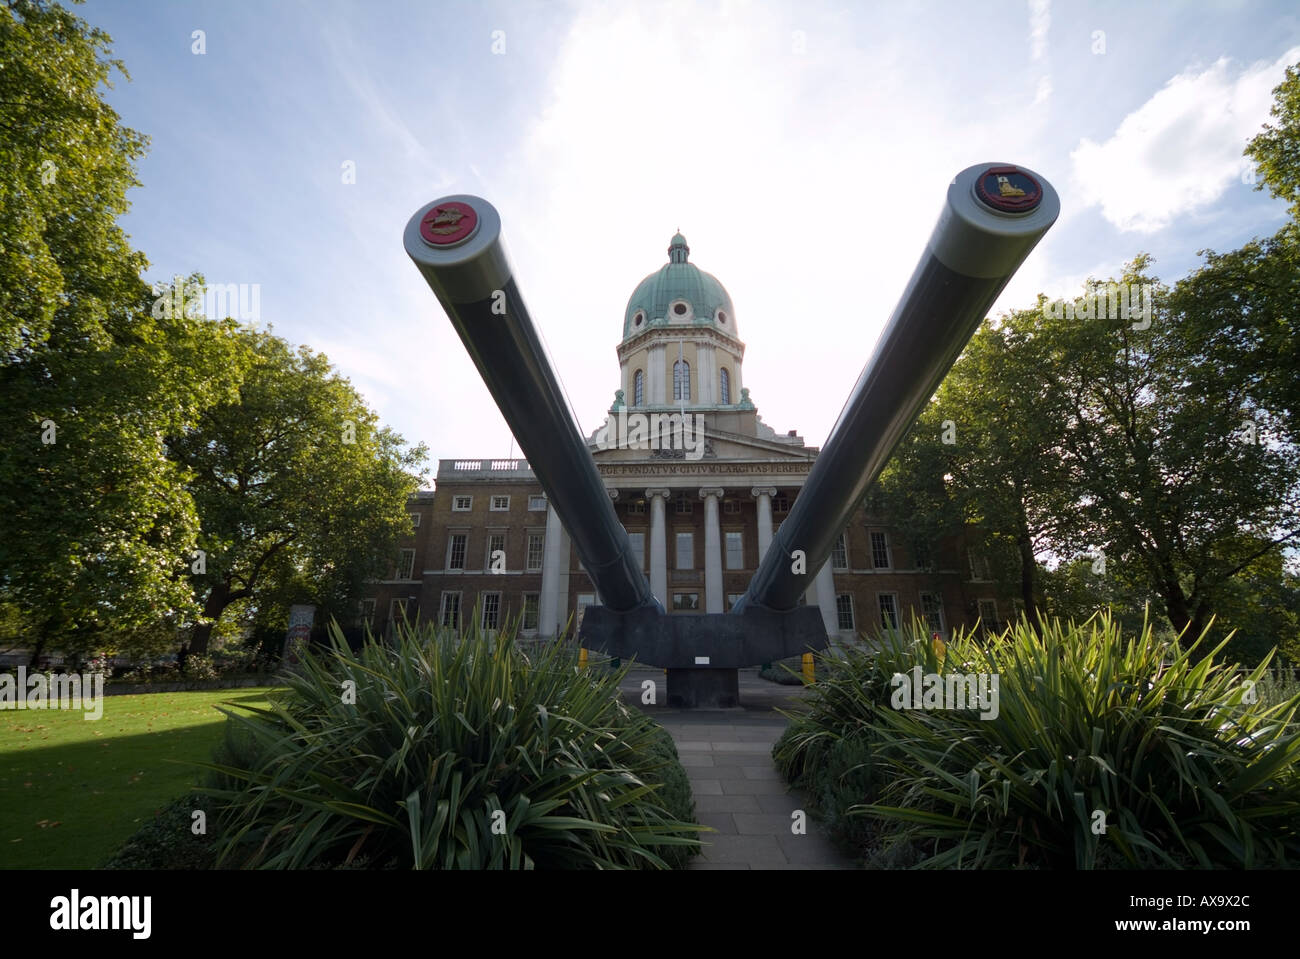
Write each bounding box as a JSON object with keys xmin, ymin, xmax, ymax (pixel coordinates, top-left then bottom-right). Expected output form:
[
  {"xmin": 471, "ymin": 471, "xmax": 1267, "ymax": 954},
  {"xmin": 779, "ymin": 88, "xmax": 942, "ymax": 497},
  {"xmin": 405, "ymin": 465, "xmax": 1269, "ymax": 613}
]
[
  {"xmin": 622, "ymin": 669, "xmax": 857, "ymax": 870},
  {"xmin": 693, "ymin": 794, "xmax": 763, "ymax": 814}
]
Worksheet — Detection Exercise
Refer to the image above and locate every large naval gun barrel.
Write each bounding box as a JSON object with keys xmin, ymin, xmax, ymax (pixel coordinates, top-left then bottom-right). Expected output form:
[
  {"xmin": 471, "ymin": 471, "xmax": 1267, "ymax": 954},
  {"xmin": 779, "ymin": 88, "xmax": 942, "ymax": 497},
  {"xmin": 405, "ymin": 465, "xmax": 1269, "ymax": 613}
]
[
  {"xmin": 734, "ymin": 163, "xmax": 1060, "ymax": 614},
  {"xmin": 402, "ymin": 197, "xmax": 658, "ymax": 615},
  {"xmin": 403, "ymin": 164, "xmax": 1058, "ymax": 707}
]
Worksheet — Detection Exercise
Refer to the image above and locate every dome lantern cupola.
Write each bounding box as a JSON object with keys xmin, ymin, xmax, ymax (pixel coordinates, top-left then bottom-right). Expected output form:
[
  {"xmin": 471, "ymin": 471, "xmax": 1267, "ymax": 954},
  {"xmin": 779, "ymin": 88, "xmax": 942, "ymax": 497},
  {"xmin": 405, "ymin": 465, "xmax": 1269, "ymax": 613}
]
[{"xmin": 622, "ymin": 232, "xmax": 738, "ymax": 342}]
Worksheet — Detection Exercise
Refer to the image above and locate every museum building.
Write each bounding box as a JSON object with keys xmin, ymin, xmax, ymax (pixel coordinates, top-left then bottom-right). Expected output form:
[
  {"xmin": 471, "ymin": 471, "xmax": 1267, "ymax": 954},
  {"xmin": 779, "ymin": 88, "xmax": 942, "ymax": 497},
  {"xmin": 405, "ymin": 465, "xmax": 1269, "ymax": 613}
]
[{"xmin": 362, "ymin": 233, "xmax": 1011, "ymax": 644}]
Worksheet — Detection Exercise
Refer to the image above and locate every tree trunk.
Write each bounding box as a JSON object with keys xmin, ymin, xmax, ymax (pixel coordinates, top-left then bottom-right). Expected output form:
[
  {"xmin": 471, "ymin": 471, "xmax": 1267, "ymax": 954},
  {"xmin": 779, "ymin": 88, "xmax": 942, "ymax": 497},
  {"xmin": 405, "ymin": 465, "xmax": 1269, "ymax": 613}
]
[
  {"xmin": 1016, "ymin": 508, "xmax": 1040, "ymax": 635},
  {"xmin": 1013, "ymin": 488, "xmax": 1041, "ymax": 636},
  {"xmin": 1161, "ymin": 577, "xmax": 1194, "ymax": 639},
  {"xmin": 190, "ymin": 581, "xmax": 231, "ymax": 656}
]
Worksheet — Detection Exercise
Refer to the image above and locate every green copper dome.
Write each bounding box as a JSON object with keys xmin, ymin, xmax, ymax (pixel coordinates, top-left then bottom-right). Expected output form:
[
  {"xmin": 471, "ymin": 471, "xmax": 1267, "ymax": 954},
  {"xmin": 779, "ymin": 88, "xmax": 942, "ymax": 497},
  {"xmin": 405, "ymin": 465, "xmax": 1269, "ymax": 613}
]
[{"xmin": 623, "ymin": 234, "xmax": 736, "ymax": 341}]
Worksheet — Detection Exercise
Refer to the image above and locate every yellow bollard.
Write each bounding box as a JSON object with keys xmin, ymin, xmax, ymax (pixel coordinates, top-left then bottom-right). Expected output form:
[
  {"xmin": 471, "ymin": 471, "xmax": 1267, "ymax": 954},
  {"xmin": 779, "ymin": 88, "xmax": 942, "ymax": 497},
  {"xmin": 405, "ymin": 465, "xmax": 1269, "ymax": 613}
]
[
  {"xmin": 579, "ymin": 647, "xmax": 588, "ymax": 669},
  {"xmin": 801, "ymin": 652, "xmax": 815, "ymax": 684}
]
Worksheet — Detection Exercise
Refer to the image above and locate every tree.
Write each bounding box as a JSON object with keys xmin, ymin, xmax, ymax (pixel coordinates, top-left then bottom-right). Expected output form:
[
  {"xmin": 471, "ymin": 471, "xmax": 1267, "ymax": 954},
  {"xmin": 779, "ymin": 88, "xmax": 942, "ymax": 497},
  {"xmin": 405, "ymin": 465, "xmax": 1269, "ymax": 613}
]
[
  {"xmin": 1035, "ymin": 257, "xmax": 1299, "ymax": 643},
  {"xmin": 1245, "ymin": 60, "xmax": 1300, "ymax": 221},
  {"xmin": 167, "ymin": 328, "xmax": 427, "ymax": 654},
  {"xmin": 875, "ymin": 306, "xmax": 1080, "ymax": 631},
  {"xmin": 0, "ymin": 3, "xmax": 241, "ymax": 663}
]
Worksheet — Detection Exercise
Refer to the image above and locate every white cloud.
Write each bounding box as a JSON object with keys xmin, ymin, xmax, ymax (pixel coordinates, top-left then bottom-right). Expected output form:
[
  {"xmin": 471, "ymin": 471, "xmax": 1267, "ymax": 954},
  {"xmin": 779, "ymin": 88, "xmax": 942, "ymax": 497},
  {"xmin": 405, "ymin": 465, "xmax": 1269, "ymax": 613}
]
[
  {"xmin": 497, "ymin": 1, "xmax": 1057, "ymax": 446},
  {"xmin": 1029, "ymin": 0, "xmax": 1051, "ymax": 61},
  {"xmin": 1070, "ymin": 46, "xmax": 1300, "ymax": 234}
]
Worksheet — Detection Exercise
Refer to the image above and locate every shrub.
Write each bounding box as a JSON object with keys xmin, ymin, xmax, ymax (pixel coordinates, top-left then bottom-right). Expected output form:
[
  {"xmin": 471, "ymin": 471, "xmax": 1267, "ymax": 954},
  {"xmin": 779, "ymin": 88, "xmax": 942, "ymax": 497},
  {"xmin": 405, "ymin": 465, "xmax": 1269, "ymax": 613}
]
[
  {"xmin": 183, "ymin": 654, "xmax": 219, "ymax": 681},
  {"xmin": 758, "ymin": 656, "xmax": 807, "ymax": 686},
  {"xmin": 776, "ymin": 613, "xmax": 1300, "ymax": 868},
  {"xmin": 102, "ymin": 794, "xmax": 218, "ymax": 870},
  {"xmin": 211, "ymin": 644, "xmax": 261, "ymax": 676},
  {"xmin": 198, "ymin": 619, "xmax": 703, "ymax": 869}
]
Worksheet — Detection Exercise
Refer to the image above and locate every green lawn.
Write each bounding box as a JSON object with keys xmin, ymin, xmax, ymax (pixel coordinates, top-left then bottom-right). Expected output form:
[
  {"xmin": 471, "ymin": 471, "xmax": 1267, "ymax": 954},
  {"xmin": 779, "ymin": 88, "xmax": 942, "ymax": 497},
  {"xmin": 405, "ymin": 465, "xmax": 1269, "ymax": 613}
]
[{"xmin": 0, "ymin": 686, "xmax": 282, "ymax": 869}]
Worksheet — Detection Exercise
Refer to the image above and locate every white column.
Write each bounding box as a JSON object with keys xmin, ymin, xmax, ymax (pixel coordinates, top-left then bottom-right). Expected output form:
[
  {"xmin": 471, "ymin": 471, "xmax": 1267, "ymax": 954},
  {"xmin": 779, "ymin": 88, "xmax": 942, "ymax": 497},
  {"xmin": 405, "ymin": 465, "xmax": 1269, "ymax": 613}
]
[
  {"xmin": 815, "ymin": 560, "xmax": 838, "ymax": 637},
  {"xmin": 603, "ymin": 488, "xmax": 619, "ymax": 606},
  {"xmin": 752, "ymin": 487, "xmax": 776, "ymax": 561},
  {"xmin": 646, "ymin": 488, "xmax": 670, "ymax": 607},
  {"xmin": 539, "ymin": 503, "xmax": 565, "ymax": 638},
  {"xmin": 700, "ymin": 487, "xmax": 724, "ymax": 613},
  {"xmin": 555, "ymin": 527, "xmax": 571, "ymax": 633}
]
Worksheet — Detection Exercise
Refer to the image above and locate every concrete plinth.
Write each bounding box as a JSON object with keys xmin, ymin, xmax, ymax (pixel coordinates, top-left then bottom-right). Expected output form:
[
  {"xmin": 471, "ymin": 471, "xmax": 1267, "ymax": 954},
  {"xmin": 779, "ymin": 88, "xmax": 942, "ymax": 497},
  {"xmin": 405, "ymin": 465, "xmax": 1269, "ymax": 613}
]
[{"xmin": 667, "ymin": 668, "xmax": 740, "ymax": 709}]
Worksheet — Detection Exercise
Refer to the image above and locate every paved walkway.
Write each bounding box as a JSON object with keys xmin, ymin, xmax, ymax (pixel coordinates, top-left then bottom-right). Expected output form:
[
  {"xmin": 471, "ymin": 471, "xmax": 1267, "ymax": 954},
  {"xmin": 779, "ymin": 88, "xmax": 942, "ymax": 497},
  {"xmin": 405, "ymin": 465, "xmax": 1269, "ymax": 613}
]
[{"xmin": 620, "ymin": 668, "xmax": 856, "ymax": 870}]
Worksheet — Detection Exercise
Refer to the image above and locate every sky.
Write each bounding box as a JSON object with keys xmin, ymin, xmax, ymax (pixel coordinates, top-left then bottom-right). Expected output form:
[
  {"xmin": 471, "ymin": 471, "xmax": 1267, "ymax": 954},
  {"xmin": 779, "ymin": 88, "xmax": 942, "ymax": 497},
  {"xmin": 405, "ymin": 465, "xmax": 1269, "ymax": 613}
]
[{"xmin": 78, "ymin": 0, "xmax": 1300, "ymax": 485}]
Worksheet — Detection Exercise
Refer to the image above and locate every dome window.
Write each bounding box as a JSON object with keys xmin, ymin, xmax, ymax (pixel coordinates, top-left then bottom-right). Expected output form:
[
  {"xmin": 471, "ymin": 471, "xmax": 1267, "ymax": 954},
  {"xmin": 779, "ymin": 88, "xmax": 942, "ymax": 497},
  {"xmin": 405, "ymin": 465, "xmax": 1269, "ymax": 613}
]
[
  {"xmin": 633, "ymin": 310, "xmax": 645, "ymax": 328},
  {"xmin": 673, "ymin": 303, "xmax": 688, "ymax": 316},
  {"xmin": 633, "ymin": 369, "xmax": 644, "ymax": 407},
  {"xmin": 717, "ymin": 310, "xmax": 727, "ymax": 325},
  {"xmin": 673, "ymin": 360, "xmax": 691, "ymax": 401},
  {"xmin": 719, "ymin": 367, "xmax": 731, "ymax": 405}
]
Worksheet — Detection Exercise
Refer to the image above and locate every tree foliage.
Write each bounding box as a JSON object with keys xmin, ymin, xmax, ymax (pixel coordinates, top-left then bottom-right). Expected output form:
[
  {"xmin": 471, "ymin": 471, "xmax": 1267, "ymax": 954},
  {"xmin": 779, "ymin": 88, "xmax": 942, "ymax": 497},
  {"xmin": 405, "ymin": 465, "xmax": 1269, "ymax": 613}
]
[
  {"xmin": 0, "ymin": 3, "xmax": 241, "ymax": 661},
  {"xmin": 168, "ymin": 328, "xmax": 427, "ymax": 654},
  {"xmin": 0, "ymin": 2, "xmax": 428, "ymax": 662}
]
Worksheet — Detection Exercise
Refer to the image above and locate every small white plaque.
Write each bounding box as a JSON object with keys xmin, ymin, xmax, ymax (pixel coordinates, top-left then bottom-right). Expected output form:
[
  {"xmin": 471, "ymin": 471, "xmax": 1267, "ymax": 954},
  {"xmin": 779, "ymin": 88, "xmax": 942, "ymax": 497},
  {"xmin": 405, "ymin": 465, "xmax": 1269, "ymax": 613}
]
[{"xmin": 694, "ymin": 656, "xmax": 710, "ymax": 665}]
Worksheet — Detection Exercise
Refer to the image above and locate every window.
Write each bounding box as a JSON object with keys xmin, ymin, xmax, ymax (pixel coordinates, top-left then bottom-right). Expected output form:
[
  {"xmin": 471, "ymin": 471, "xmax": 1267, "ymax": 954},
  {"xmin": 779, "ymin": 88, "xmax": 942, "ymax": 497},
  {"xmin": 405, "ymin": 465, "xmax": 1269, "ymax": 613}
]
[
  {"xmin": 969, "ymin": 551, "xmax": 993, "ymax": 581},
  {"xmin": 627, "ymin": 531, "xmax": 645, "ymax": 570},
  {"xmin": 394, "ymin": 548, "xmax": 415, "ymax": 580},
  {"xmin": 676, "ymin": 532, "xmax": 693, "ymax": 570},
  {"xmin": 672, "ymin": 302, "xmax": 688, "ymax": 316},
  {"xmin": 727, "ymin": 593, "xmax": 744, "ymax": 611},
  {"xmin": 977, "ymin": 599, "xmax": 999, "ymax": 630},
  {"xmin": 522, "ymin": 593, "xmax": 540, "ymax": 631},
  {"xmin": 773, "ymin": 493, "xmax": 790, "ymax": 513},
  {"xmin": 871, "ymin": 531, "xmax": 891, "ymax": 569},
  {"xmin": 490, "ymin": 495, "xmax": 509, "ymax": 511},
  {"xmin": 836, "ymin": 594, "xmax": 855, "ymax": 631},
  {"xmin": 673, "ymin": 593, "xmax": 699, "ymax": 611},
  {"xmin": 914, "ymin": 539, "xmax": 933, "ymax": 570},
  {"xmin": 408, "ymin": 512, "xmax": 421, "ymax": 528},
  {"xmin": 633, "ymin": 369, "xmax": 644, "ymax": 406},
  {"xmin": 673, "ymin": 360, "xmax": 691, "ymax": 400},
  {"xmin": 452, "ymin": 495, "xmax": 472, "ymax": 511},
  {"xmin": 723, "ymin": 499, "xmax": 740, "ymax": 514},
  {"xmin": 480, "ymin": 592, "xmax": 501, "ymax": 630},
  {"xmin": 447, "ymin": 533, "xmax": 467, "ymax": 570},
  {"xmin": 485, "ymin": 532, "xmax": 506, "ymax": 572},
  {"xmin": 627, "ymin": 499, "xmax": 646, "ymax": 514},
  {"xmin": 831, "ymin": 533, "xmax": 849, "ymax": 570},
  {"xmin": 357, "ymin": 598, "xmax": 376, "ymax": 626},
  {"xmin": 719, "ymin": 367, "xmax": 731, "ymax": 404},
  {"xmin": 526, "ymin": 532, "xmax": 545, "ymax": 571},
  {"xmin": 920, "ymin": 592, "xmax": 946, "ymax": 634},
  {"xmin": 878, "ymin": 593, "xmax": 900, "ymax": 630},
  {"xmin": 440, "ymin": 592, "xmax": 461, "ymax": 629},
  {"xmin": 725, "ymin": 531, "xmax": 744, "ymax": 570},
  {"xmin": 675, "ymin": 495, "xmax": 693, "ymax": 514},
  {"xmin": 389, "ymin": 598, "xmax": 411, "ymax": 625},
  {"xmin": 528, "ymin": 494, "xmax": 547, "ymax": 511}
]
